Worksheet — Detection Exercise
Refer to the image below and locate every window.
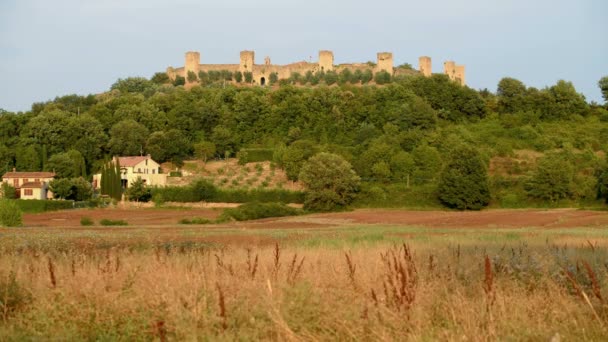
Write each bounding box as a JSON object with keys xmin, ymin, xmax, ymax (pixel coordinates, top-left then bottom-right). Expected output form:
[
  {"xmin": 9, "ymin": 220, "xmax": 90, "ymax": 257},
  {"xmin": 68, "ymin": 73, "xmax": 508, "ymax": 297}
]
[
  {"xmin": 23, "ymin": 178, "xmax": 28, "ymax": 184},
  {"xmin": 138, "ymin": 168, "xmax": 141, "ymax": 173},
  {"xmin": 152, "ymin": 169, "xmax": 155, "ymax": 174},
  {"xmin": 13, "ymin": 179, "xmax": 18, "ymax": 187},
  {"xmin": 24, "ymin": 189, "xmax": 33, "ymax": 196},
  {"xmin": 35, "ymin": 178, "xmax": 40, "ymax": 183}
]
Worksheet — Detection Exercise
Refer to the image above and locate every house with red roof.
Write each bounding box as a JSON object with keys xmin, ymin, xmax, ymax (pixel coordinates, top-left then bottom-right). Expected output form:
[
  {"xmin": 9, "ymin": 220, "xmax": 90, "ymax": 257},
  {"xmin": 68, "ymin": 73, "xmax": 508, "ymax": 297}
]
[
  {"xmin": 92, "ymin": 155, "xmax": 167, "ymax": 190},
  {"xmin": 1, "ymin": 169, "xmax": 56, "ymax": 200}
]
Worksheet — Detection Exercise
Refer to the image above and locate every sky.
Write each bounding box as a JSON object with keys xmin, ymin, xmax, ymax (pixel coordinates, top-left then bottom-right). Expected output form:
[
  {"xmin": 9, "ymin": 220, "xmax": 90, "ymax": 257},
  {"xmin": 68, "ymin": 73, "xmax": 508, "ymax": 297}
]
[{"xmin": 0, "ymin": 0, "xmax": 606, "ymax": 112}]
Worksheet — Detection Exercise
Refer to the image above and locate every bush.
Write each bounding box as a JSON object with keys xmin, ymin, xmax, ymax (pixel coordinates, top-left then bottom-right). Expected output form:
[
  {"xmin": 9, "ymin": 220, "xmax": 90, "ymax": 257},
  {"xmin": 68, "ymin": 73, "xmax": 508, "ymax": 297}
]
[
  {"xmin": 0, "ymin": 199, "xmax": 23, "ymax": 227},
  {"xmin": 0, "ymin": 183, "xmax": 16, "ymax": 199},
  {"xmin": 151, "ymin": 179, "xmax": 217, "ymax": 203},
  {"xmin": 220, "ymin": 202, "xmax": 301, "ymax": 221},
  {"xmin": 179, "ymin": 217, "xmax": 213, "ymax": 225},
  {"xmin": 212, "ymin": 188, "xmax": 305, "ymax": 203},
  {"xmin": 13, "ymin": 199, "xmax": 74, "ymax": 213},
  {"xmin": 100, "ymin": 219, "xmax": 128, "ymax": 226},
  {"xmin": 0, "ymin": 272, "xmax": 32, "ymax": 320},
  {"xmin": 80, "ymin": 217, "xmax": 94, "ymax": 226}
]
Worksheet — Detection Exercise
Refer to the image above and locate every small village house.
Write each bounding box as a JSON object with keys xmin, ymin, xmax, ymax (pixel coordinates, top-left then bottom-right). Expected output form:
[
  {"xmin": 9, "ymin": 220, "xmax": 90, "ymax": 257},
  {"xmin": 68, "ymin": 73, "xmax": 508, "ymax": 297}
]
[
  {"xmin": 92, "ymin": 155, "xmax": 167, "ymax": 190},
  {"xmin": 0, "ymin": 169, "xmax": 56, "ymax": 200}
]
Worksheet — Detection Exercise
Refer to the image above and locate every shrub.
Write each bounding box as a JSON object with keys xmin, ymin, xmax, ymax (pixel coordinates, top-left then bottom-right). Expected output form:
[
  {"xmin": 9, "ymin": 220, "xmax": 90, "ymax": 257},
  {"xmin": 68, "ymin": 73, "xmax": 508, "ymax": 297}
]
[
  {"xmin": 13, "ymin": 200, "xmax": 74, "ymax": 213},
  {"xmin": 220, "ymin": 202, "xmax": 301, "ymax": 221},
  {"xmin": 100, "ymin": 219, "xmax": 128, "ymax": 226},
  {"xmin": 126, "ymin": 177, "xmax": 152, "ymax": 202},
  {"xmin": 0, "ymin": 183, "xmax": 16, "ymax": 199},
  {"xmin": 80, "ymin": 217, "xmax": 94, "ymax": 226},
  {"xmin": 437, "ymin": 145, "xmax": 490, "ymax": 210},
  {"xmin": 0, "ymin": 199, "xmax": 22, "ymax": 227},
  {"xmin": 152, "ymin": 179, "xmax": 217, "ymax": 203},
  {"xmin": 179, "ymin": 217, "xmax": 213, "ymax": 225},
  {"xmin": 0, "ymin": 272, "xmax": 32, "ymax": 320}
]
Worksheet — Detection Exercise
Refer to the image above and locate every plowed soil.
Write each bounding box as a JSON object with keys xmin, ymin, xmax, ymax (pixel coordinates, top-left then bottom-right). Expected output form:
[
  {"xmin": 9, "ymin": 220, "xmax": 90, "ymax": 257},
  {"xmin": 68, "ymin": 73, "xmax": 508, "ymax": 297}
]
[{"xmin": 22, "ymin": 208, "xmax": 608, "ymax": 229}]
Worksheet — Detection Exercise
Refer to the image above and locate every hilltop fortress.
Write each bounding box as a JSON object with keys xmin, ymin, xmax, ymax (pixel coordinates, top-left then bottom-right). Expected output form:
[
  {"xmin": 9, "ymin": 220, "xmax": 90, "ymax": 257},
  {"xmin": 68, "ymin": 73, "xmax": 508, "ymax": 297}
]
[{"xmin": 166, "ymin": 50, "xmax": 465, "ymax": 86}]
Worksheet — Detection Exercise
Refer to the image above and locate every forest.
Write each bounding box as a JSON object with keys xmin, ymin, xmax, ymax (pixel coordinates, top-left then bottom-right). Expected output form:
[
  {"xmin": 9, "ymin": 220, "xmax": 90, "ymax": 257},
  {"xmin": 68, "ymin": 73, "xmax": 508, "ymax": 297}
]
[{"xmin": 1, "ymin": 73, "xmax": 608, "ymax": 210}]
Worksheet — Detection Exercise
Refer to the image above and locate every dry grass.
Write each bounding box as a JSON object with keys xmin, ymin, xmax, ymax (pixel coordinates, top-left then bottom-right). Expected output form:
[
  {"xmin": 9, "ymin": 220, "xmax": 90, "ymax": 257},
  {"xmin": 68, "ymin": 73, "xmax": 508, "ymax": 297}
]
[{"xmin": 0, "ymin": 226, "xmax": 607, "ymax": 340}]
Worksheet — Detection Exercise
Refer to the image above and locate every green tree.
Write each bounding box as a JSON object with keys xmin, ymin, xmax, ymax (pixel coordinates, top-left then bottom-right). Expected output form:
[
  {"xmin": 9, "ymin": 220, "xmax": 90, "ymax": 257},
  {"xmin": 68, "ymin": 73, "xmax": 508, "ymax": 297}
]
[
  {"xmin": 374, "ymin": 71, "xmax": 392, "ymax": 85},
  {"xmin": 234, "ymin": 71, "xmax": 243, "ymax": 83},
  {"xmin": 111, "ymin": 77, "xmax": 156, "ymax": 94},
  {"xmin": 100, "ymin": 159, "xmax": 122, "ymax": 201},
  {"xmin": 411, "ymin": 145, "xmax": 442, "ymax": 184},
  {"xmin": 15, "ymin": 145, "xmax": 40, "ymax": 171},
  {"xmin": 108, "ymin": 120, "xmax": 150, "ymax": 156},
  {"xmin": 49, "ymin": 177, "xmax": 93, "ymax": 201},
  {"xmin": 438, "ymin": 145, "xmax": 490, "ymax": 210},
  {"xmin": 390, "ymin": 151, "xmax": 415, "ymax": 186},
  {"xmin": 598, "ymin": 166, "xmax": 608, "ymax": 203},
  {"xmin": 45, "ymin": 150, "xmax": 85, "ymax": 178},
  {"xmin": 194, "ymin": 141, "xmax": 216, "ymax": 163},
  {"xmin": 497, "ymin": 77, "xmax": 528, "ymax": 113},
  {"xmin": 173, "ymin": 76, "xmax": 185, "ymax": 86},
  {"xmin": 361, "ymin": 70, "xmax": 373, "ymax": 84},
  {"xmin": 269, "ymin": 72, "xmax": 279, "ymax": 85},
  {"xmin": 145, "ymin": 129, "xmax": 191, "ymax": 165},
  {"xmin": 299, "ymin": 153, "xmax": 361, "ymax": 211},
  {"xmin": 599, "ymin": 76, "xmax": 608, "ymax": 104},
  {"xmin": 0, "ymin": 183, "xmax": 16, "ymax": 199},
  {"xmin": 0, "ymin": 199, "xmax": 22, "ymax": 227},
  {"xmin": 211, "ymin": 126, "xmax": 236, "ymax": 157},
  {"xmin": 187, "ymin": 71, "xmax": 198, "ymax": 83},
  {"xmin": 244, "ymin": 72, "xmax": 253, "ymax": 83},
  {"xmin": 525, "ymin": 154, "xmax": 573, "ymax": 202},
  {"xmin": 282, "ymin": 140, "xmax": 317, "ymax": 181},
  {"xmin": 371, "ymin": 161, "xmax": 391, "ymax": 183},
  {"xmin": 151, "ymin": 72, "xmax": 170, "ymax": 85},
  {"xmin": 126, "ymin": 177, "xmax": 152, "ymax": 202},
  {"xmin": 324, "ymin": 71, "xmax": 338, "ymax": 85}
]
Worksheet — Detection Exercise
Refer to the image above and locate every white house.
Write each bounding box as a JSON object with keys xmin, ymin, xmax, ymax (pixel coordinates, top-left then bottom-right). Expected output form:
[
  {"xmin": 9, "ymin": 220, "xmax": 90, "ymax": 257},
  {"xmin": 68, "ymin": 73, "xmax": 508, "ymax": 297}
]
[
  {"xmin": 93, "ymin": 155, "xmax": 167, "ymax": 190},
  {"xmin": 1, "ymin": 170, "xmax": 56, "ymax": 200}
]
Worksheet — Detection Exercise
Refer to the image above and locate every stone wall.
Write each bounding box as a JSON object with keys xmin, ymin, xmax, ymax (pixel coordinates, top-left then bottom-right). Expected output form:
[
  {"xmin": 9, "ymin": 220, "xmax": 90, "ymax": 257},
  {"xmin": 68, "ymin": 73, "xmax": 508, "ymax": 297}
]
[{"xmin": 166, "ymin": 50, "xmax": 466, "ymax": 86}]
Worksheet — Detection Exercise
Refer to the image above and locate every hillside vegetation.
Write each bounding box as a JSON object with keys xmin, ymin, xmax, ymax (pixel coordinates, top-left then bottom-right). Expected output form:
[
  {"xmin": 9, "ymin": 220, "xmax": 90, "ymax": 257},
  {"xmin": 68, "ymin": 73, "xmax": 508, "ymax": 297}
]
[{"xmin": 1, "ymin": 73, "xmax": 608, "ymax": 210}]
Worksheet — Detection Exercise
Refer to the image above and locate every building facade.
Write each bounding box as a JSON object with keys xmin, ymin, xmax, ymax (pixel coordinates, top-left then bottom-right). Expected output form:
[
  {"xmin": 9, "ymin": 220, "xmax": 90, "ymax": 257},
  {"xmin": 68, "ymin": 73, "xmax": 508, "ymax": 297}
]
[
  {"xmin": 92, "ymin": 155, "xmax": 167, "ymax": 190},
  {"xmin": 1, "ymin": 170, "xmax": 56, "ymax": 200}
]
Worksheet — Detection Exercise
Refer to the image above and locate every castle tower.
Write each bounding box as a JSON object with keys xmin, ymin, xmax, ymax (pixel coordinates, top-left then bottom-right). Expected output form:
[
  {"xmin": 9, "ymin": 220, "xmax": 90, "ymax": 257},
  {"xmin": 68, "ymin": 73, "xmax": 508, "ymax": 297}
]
[
  {"xmin": 418, "ymin": 56, "xmax": 432, "ymax": 77},
  {"xmin": 443, "ymin": 61, "xmax": 456, "ymax": 80},
  {"xmin": 376, "ymin": 52, "xmax": 394, "ymax": 74},
  {"xmin": 185, "ymin": 51, "xmax": 200, "ymax": 81},
  {"xmin": 318, "ymin": 50, "xmax": 334, "ymax": 71},
  {"xmin": 240, "ymin": 50, "xmax": 255, "ymax": 72},
  {"xmin": 454, "ymin": 65, "xmax": 466, "ymax": 86}
]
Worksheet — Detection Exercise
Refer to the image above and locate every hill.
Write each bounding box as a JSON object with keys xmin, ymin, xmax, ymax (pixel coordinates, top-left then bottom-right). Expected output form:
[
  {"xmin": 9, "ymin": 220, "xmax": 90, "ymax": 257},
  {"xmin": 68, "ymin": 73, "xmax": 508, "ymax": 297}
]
[{"xmin": 1, "ymin": 72, "xmax": 607, "ymax": 209}]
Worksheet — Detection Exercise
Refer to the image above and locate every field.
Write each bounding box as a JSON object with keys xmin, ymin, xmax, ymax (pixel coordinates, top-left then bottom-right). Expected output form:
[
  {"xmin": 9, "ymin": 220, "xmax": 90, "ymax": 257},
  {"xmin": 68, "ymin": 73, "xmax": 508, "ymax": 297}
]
[{"xmin": 2, "ymin": 209, "xmax": 608, "ymax": 340}]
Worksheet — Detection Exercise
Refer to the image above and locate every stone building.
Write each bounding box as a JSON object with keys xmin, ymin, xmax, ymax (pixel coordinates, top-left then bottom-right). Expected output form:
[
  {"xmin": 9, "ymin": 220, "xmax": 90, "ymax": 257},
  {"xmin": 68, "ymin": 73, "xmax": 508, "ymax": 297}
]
[{"xmin": 166, "ymin": 50, "xmax": 466, "ymax": 86}]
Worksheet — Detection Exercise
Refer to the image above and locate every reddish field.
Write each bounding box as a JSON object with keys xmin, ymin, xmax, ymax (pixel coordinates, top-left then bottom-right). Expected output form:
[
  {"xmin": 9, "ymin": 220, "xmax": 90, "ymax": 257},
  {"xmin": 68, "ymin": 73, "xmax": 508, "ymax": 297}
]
[{"xmin": 22, "ymin": 207, "xmax": 608, "ymax": 229}]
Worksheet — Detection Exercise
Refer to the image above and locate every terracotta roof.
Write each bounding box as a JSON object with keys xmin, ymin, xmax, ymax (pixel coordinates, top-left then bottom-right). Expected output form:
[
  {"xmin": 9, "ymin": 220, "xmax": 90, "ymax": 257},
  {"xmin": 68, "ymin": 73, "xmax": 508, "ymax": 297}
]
[
  {"xmin": 2, "ymin": 172, "xmax": 55, "ymax": 179},
  {"xmin": 116, "ymin": 156, "xmax": 150, "ymax": 167},
  {"xmin": 21, "ymin": 182, "xmax": 44, "ymax": 188}
]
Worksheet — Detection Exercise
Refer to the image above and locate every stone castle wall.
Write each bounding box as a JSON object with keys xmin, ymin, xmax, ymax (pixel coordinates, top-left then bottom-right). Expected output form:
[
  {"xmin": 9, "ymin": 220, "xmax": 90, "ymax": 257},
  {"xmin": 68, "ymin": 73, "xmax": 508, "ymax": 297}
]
[{"xmin": 167, "ymin": 50, "xmax": 466, "ymax": 86}]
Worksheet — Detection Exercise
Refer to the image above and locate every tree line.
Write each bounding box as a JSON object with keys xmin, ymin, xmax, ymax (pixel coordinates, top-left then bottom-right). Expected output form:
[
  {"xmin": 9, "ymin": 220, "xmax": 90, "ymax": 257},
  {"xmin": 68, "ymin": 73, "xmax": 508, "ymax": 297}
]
[{"xmin": 0, "ymin": 72, "xmax": 607, "ymax": 209}]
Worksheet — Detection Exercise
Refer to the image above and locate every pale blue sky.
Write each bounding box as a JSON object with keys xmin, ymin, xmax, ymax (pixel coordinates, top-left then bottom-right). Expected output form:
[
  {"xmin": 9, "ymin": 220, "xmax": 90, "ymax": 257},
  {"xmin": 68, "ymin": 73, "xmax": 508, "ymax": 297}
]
[{"xmin": 1, "ymin": 0, "xmax": 606, "ymax": 112}]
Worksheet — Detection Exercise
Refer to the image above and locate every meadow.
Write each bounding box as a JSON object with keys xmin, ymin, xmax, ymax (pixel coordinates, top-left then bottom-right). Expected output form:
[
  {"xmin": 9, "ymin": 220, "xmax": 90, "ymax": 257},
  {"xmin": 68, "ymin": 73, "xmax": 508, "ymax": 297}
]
[{"xmin": 1, "ymin": 217, "xmax": 607, "ymax": 341}]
